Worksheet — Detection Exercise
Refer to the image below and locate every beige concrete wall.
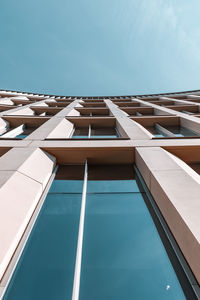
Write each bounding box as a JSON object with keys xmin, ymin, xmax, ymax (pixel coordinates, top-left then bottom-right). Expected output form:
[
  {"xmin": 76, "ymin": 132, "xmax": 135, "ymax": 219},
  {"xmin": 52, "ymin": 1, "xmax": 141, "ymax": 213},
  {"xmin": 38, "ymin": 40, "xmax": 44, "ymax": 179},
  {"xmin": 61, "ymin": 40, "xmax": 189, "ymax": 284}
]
[
  {"xmin": 105, "ymin": 100, "xmax": 152, "ymax": 139},
  {"xmin": 0, "ymin": 118, "xmax": 9, "ymax": 135},
  {"xmin": 26, "ymin": 100, "xmax": 79, "ymax": 140},
  {"xmin": 0, "ymin": 147, "xmax": 56, "ymax": 281},
  {"xmin": 46, "ymin": 119, "xmax": 74, "ymax": 139},
  {"xmin": 136, "ymin": 146, "xmax": 200, "ymax": 284}
]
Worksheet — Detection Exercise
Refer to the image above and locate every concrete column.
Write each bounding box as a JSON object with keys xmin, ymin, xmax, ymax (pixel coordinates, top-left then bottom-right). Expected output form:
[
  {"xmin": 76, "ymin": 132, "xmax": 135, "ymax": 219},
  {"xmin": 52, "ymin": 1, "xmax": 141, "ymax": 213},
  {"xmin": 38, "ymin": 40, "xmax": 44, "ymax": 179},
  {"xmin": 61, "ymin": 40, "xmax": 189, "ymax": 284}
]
[
  {"xmin": 0, "ymin": 147, "xmax": 56, "ymax": 281},
  {"xmin": 105, "ymin": 100, "xmax": 153, "ymax": 139},
  {"xmin": 136, "ymin": 146, "xmax": 200, "ymax": 285},
  {"xmin": 26, "ymin": 100, "xmax": 79, "ymax": 140}
]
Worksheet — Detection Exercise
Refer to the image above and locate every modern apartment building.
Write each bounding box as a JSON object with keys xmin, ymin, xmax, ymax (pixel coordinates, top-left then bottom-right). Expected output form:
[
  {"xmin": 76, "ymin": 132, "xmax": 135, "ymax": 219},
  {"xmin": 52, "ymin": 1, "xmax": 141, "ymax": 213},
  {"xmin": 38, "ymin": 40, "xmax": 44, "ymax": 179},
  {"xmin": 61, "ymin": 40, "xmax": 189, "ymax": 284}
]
[{"xmin": 0, "ymin": 89, "xmax": 200, "ymax": 299}]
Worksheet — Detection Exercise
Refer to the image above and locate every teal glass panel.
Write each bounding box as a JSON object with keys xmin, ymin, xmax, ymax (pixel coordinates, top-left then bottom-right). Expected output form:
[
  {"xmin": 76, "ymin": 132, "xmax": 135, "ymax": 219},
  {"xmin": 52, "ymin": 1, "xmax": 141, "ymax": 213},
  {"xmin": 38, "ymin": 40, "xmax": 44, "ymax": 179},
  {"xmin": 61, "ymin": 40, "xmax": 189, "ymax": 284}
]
[
  {"xmin": 79, "ymin": 180, "xmax": 185, "ymax": 300},
  {"xmin": 15, "ymin": 134, "xmax": 27, "ymax": 139},
  {"xmin": 3, "ymin": 179, "xmax": 83, "ymax": 300},
  {"xmin": 154, "ymin": 133, "xmax": 165, "ymax": 137},
  {"xmin": 87, "ymin": 179, "xmax": 140, "ymax": 193},
  {"xmin": 174, "ymin": 133, "xmax": 184, "ymax": 137},
  {"xmin": 49, "ymin": 180, "xmax": 83, "ymax": 193},
  {"xmin": 90, "ymin": 135, "xmax": 117, "ymax": 138},
  {"xmin": 71, "ymin": 135, "xmax": 88, "ymax": 139}
]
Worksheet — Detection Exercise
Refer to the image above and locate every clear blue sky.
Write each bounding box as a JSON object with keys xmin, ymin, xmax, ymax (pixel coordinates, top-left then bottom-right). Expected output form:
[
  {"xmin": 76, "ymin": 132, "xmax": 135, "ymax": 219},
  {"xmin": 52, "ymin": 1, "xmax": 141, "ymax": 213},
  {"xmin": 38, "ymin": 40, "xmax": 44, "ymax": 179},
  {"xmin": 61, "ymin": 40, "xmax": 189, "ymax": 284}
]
[{"xmin": 0, "ymin": 0, "xmax": 200, "ymax": 96}]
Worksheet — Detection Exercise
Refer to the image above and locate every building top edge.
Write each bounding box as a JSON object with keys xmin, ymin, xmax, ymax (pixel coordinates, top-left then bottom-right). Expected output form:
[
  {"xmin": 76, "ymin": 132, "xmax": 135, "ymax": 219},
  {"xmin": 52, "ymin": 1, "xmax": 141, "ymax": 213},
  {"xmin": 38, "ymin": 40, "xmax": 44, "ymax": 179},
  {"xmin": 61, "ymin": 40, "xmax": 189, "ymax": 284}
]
[{"xmin": 1, "ymin": 88, "xmax": 200, "ymax": 98}]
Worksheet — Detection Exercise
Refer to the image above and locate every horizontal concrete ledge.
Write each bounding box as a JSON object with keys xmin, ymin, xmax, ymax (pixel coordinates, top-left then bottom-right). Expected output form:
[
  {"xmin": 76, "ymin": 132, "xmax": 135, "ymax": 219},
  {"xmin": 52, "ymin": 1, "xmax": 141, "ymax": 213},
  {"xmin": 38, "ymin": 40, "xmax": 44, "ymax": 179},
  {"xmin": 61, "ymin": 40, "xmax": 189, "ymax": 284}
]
[
  {"xmin": 131, "ymin": 138, "xmax": 200, "ymax": 148},
  {"xmin": 29, "ymin": 139, "xmax": 133, "ymax": 148},
  {"xmin": 0, "ymin": 148, "xmax": 56, "ymax": 281},
  {"xmin": 0, "ymin": 141, "xmax": 32, "ymax": 147},
  {"xmin": 136, "ymin": 146, "xmax": 200, "ymax": 284},
  {"xmin": 41, "ymin": 146, "xmax": 134, "ymax": 165},
  {"xmin": 2, "ymin": 137, "xmax": 200, "ymax": 149}
]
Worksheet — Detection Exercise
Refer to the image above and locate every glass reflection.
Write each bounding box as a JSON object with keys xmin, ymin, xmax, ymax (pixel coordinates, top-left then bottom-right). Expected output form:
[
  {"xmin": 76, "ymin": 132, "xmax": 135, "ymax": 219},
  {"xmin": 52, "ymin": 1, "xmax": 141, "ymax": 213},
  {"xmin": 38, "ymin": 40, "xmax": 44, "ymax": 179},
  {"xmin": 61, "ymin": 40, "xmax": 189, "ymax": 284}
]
[
  {"xmin": 79, "ymin": 179, "xmax": 185, "ymax": 300},
  {"xmin": 3, "ymin": 179, "xmax": 83, "ymax": 300}
]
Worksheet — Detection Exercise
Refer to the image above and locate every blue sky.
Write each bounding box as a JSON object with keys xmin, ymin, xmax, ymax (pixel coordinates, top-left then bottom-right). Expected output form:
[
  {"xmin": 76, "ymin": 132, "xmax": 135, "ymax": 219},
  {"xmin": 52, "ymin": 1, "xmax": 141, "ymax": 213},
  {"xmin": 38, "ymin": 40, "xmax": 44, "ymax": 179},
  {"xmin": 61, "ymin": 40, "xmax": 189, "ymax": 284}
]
[{"xmin": 0, "ymin": 0, "xmax": 200, "ymax": 96}]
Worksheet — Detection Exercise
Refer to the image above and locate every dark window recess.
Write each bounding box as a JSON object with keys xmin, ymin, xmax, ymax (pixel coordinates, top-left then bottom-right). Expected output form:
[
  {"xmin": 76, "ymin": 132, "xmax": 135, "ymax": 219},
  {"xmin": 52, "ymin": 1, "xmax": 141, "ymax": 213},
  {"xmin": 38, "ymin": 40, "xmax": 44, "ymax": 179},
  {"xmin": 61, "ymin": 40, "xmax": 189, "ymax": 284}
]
[
  {"xmin": 91, "ymin": 128, "xmax": 118, "ymax": 138},
  {"xmin": 72, "ymin": 126, "xmax": 119, "ymax": 139},
  {"xmin": 72, "ymin": 128, "xmax": 89, "ymax": 139}
]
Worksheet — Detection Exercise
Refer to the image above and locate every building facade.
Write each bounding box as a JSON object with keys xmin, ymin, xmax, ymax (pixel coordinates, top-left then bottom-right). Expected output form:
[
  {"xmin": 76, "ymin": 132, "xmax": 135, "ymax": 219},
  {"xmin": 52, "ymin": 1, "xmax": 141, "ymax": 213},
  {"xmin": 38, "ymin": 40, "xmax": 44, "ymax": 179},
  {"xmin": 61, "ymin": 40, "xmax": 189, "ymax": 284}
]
[{"xmin": 0, "ymin": 89, "xmax": 200, "ymax": 299}]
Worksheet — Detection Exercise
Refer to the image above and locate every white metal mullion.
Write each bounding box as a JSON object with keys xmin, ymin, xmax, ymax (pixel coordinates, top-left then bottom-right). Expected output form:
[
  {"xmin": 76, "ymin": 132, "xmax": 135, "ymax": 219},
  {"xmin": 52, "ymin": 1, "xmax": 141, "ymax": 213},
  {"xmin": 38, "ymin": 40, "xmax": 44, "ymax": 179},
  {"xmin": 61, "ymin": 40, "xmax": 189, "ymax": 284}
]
[
  {"xmin": 72, "ymin": 160, "xmax": 88, "ymax": 300},
  {"xmin": 88, "ymin": 124, "xmax": 91, "ymax": 138}
]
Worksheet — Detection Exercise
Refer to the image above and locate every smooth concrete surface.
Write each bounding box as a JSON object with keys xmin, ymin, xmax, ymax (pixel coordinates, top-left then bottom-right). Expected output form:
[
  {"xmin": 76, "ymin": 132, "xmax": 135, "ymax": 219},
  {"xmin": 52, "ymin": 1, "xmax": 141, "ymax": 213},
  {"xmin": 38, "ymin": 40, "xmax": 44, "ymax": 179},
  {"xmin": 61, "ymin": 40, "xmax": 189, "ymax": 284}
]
[
  {"xmin": 0, "ymin": 171, "xmax": 42, "ymax": 281},
  {"xmin": 4, "ymin": 107, "xmax": 35, "ymax": 116},
  {"xmin": 0, "ymin": 99, "xmax": 14, "ymax": 106},
  {"xmin": 67, "ymin": 109, "xmax": 80, "ymax": 116},
  {"xmin": 136, "ymin": 146, "xmax": 200, "ymax": 284},
  {"xmin": 10, "ymin": 96, "xmax": 29, "ymax": 102},
  {"xmin": 1, "ymin": 125, "xmax": 24, "ymax": 138},
  {"xmin": 26, "ymin": 118, "xmax": 64, "ymax": 140},
  {"xmin": 0, "ymin": 147, "xmax": 56, "ymax": 281},
  {"xmin": 105, "ymin": 100, "xmax": 152, "ymax": 139},
  {"xmin": 46, "ymin": 119, "xmax": 74, "ymax": 139},
  {"xmin": 26, "ymin": 100, "xmax": 80, "ymax": 140},
  {"xmin": 0, "ymin": 118, "xmax": 9, "ymax": 134},
  {"xmin": 0, "ymin": 147, "xmax": 55, "ymax": 188},
  {"xmin": 166, "ymin": 150, "xmax": 200, "ymax": 184}
]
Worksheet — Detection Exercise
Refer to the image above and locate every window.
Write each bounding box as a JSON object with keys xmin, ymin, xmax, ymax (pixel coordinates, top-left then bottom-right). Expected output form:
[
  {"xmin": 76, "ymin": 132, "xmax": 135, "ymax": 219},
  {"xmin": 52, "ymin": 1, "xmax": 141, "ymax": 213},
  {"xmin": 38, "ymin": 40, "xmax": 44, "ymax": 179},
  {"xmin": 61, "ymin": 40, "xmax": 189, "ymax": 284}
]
[
  {"xmin": 72, "ymin": 126, "xmax": 119, "ymax": 139},
  {"xmin": 79, "ymin": 165, "xmax": 185, "ymax": 300},
  {"xmin": 3, "ymin": 165, "xmax": 84, "ymax": 300},
  {"xmin": 165, "ymin": 125, "xmax": 199, "ymax": 137},
  {"xmin": 72, "ymin": 128, "xmax": 88, "ymax": 139},
  {"xmin": 147, "ymin": 124, "xmax": 200, "ymax": 138},
  {"xmin": 91, "ymin": 127, "xmax": 117, "ymax": 138},
  {"xmin": 4, "ymin": 164, "xmax": 187, "ymax": 300},
  {"xmin": 146, "ymin": 125, "xmax": 165, "ymax": 137},
  {"xmin": 0, "ymin": 126, "xmax": 34, "ymax": 139}
]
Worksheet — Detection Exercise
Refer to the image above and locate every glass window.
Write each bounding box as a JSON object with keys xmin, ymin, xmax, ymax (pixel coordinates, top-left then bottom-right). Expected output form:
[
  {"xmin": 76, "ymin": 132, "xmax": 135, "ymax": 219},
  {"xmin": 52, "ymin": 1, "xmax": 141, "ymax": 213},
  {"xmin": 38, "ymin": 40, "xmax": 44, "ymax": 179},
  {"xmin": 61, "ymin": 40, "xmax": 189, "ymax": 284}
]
[
  {"xmin": 15, "ymin": 128, "xmax": 35, "ymax": 139},
  {"xmin": 72, "ymin": 127, "xmax": 119, "ymax": 139},
  {"xmin": 3, "ymin": 164, "xmax": 187, "ymax": 300},
  {"xmin": 91, "ymin": 128, "xmax": 118, "ymax": 138},
  {"xmin": 165, "ymin": 126, "xmax": 199, "ymax": 137},
  {"xmin": 146, "ymin": 126, "xmax": 165, "ymax": 137},
  {"xmin": 147, "ymin": 124, "xmax": 199, "ymax": 138},
  {"xmin": 72, "ymin": 128, "xmax": 89, "ymax": 139},
  {"xmin": 79, "ymin": 166, "xmax": 185, "ymax": 300},
  {"xmin": 3, "ymin": 167, "xmax": 83, "ymax": 300},
  {"xmin": 15, "ymin": 134, "xmax": 27, "ymax": 139}
]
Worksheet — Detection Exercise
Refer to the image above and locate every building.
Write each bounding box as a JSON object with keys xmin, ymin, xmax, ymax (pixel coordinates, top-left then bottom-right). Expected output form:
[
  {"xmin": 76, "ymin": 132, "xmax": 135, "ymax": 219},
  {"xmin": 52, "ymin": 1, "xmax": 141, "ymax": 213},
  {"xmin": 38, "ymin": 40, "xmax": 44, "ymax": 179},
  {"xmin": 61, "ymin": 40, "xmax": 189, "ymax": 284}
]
[{"xmin": 0, "ymin": 89, "xmax": 200, "ymax": 299}]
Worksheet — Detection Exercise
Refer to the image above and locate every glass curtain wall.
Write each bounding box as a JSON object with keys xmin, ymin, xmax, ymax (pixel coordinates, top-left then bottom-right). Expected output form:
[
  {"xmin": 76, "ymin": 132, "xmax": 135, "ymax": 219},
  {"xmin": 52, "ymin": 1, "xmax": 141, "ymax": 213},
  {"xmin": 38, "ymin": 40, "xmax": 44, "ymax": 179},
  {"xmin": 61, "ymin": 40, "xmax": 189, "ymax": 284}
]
[
  {"xmin": 3, "ymin": 166, "xmax": 84, "ymax": 300},
  {"xmin": 3, "ymin": 164, "xmax": 186, "ymax": 300},
  {"xmin": 79, "ymin": 165, "xmax": 185, "ymax": 300}
]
